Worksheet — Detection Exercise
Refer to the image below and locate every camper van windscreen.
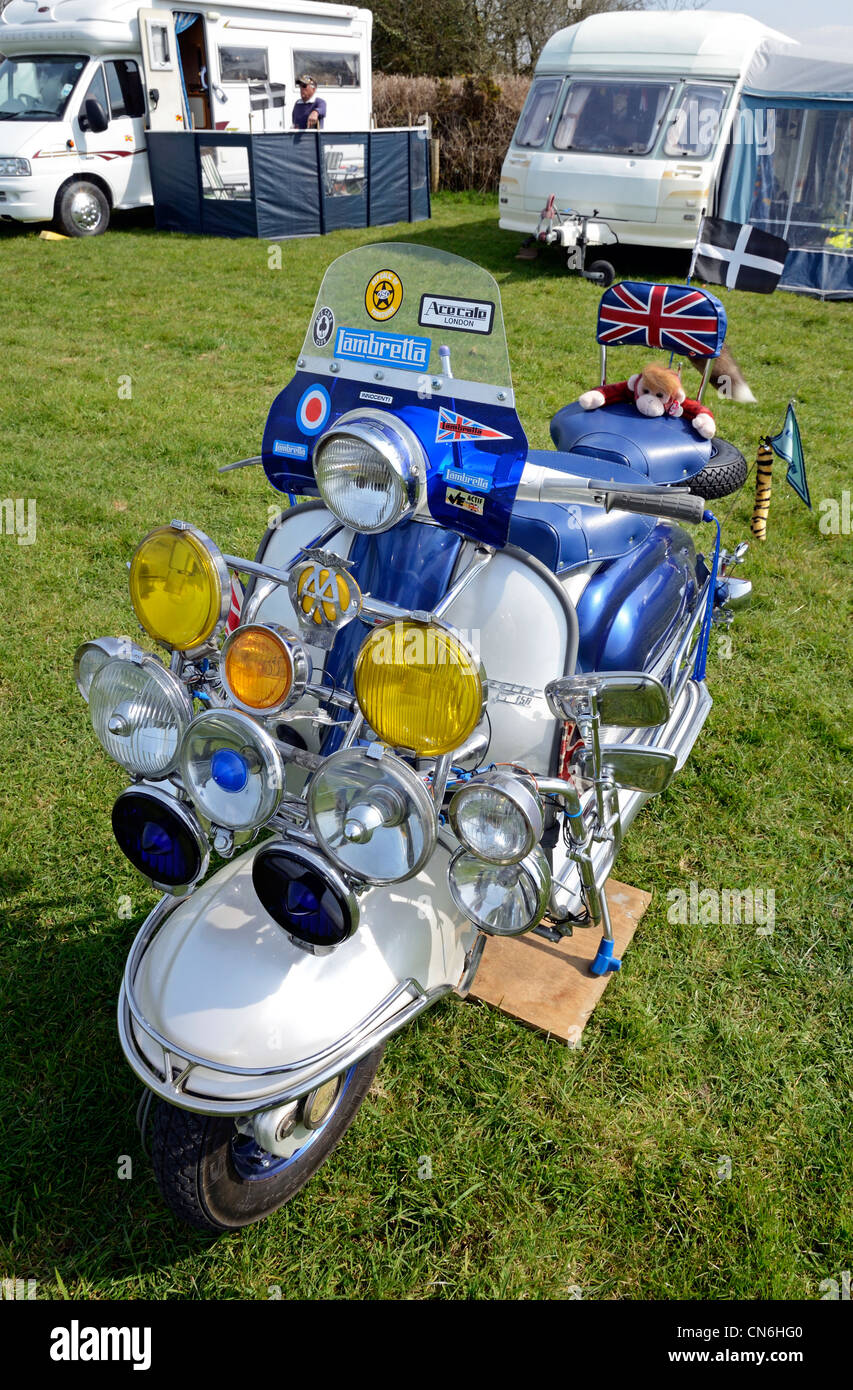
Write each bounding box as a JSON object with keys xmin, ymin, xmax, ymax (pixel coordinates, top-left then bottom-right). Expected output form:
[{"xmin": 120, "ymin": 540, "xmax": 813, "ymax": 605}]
[
  {"xmin": 0, "ymin": 55, "xmax": 88, "ymax": 121},
  {"xmin": 553, "ymin": 81, "xmax": 674, "ymax": 156},
  {"xmin": 514, "ymin": 78, "xmax": 562, "ymax": 148}
]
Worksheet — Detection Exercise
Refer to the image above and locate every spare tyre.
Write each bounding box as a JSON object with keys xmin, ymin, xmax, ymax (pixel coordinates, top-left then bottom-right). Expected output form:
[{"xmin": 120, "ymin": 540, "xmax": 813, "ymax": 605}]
[{"xmin": 686, "ymin": 438, "xmax": 748, "ymax": 499}]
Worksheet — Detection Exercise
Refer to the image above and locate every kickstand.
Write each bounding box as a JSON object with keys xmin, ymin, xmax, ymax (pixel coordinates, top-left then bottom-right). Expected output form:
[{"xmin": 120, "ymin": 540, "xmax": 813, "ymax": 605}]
[{"xmin": 589, "ymin": 887, "xmax": 622, "ymax": 976}]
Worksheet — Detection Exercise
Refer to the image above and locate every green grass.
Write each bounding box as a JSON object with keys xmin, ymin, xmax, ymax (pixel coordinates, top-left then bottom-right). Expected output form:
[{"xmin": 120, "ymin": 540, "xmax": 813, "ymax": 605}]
[{"xmin": 1, "ymin": 194, "xmax": 851, "ymax": 1300}]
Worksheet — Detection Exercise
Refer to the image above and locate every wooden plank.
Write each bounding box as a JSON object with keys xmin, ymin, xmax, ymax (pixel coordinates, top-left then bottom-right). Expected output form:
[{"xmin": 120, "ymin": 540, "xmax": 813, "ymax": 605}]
[{"xmin": 467, "ymin": 880, "xmax": 652, "ymax": 1043}]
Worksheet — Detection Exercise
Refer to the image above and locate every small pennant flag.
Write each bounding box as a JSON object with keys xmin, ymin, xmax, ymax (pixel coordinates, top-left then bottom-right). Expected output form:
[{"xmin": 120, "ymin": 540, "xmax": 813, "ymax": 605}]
[
  {"xmin": 225, "ymin": 574, "xmax": 244, "ymax": 632},
  {"xmin": 769, "ymin": 402, "xmax": 811, "ymax": 509},
  {"xmin": 691, "ymin": 217, "xmax": 788, "ymax": 294},
  {"xmin": 436, "ymin": 407, "xmax": 511, "ymax": 444}
]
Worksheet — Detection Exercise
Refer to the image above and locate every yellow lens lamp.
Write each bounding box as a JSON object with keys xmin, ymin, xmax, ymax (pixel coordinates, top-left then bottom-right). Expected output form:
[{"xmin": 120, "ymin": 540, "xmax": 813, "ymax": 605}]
[
  {"xmin": 129, "ymin": 522, "xmax": 229, "ymax": 652},
  {"xmin": 353, "ymin": 620, "xmax": 485, "ymax": 757}
]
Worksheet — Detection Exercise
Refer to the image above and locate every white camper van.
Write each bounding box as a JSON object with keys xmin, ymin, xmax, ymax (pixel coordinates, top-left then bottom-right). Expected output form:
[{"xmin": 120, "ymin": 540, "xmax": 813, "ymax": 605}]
[
  {"xmin": 0, "ymin": 0, "xmax": 372, "ymax": 234},
  {"xmin": 499, "ymin": 10, "xmax": 792, "ymax": 259}
]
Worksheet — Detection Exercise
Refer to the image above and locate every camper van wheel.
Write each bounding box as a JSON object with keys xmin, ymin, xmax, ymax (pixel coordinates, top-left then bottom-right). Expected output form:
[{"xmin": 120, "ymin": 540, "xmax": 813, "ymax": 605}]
[
  {"xmin": 584, "ymin": 259, "xmax": 616, "ymax": 287},
  {"xmin": 55, "ymin": 181, "xmax": 110, "ymax": 238}
]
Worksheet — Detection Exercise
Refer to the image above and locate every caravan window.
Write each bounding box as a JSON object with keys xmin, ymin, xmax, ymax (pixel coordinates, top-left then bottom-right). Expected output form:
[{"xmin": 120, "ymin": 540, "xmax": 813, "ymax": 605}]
[
  {"xmin": 663, "ymin": 84, "xmax": 730, "ymax": 159},
  {"xmin": 292, "ymin": 52, "xmax": 360, "ymax": 88},
  {"xmin": 553, "ymin": 81, "xmax": 674, "ymax": 156},
  {"xmin": 514, "ymin": 78, "xmax": 562, "ymax": 148},
  {"xmin": 219, "ymin": 48, "xmax": 269, "ymax": 83}
]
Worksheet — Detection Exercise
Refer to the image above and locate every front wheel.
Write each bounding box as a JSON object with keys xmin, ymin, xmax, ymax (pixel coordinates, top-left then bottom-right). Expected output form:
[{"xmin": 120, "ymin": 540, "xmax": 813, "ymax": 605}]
[
  {"xmin": 55, "ymin": 180, "xmax": 110, "ymax": 237},
  {"xmin": 149, "ymin": 1045, "xmax": 385, "ymax": 1232}
]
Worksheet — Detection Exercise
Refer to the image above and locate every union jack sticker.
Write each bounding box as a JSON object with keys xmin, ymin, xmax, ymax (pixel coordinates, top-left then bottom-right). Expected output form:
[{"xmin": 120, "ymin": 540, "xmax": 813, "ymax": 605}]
[{"xmin": 435, "ymin": 407, "xmax": 511, "ymax": 444}]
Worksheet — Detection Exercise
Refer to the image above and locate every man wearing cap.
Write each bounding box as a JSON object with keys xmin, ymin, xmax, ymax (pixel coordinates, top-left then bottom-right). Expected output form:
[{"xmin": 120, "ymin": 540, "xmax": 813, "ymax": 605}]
[{"xmin": 292, "ymin": 75, "xmax": 326, "ymax": 130}]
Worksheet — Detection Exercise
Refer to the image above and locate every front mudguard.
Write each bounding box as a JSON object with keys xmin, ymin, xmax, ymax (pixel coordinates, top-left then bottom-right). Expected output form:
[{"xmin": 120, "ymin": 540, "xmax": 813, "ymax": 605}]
[{"xmin": 118, "ymin": 841, "xmax": 480, "ymax": 1116}]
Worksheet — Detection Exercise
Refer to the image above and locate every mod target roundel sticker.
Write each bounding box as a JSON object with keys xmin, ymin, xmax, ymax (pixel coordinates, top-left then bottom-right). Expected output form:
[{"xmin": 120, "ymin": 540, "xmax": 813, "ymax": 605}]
[{"xmin": 297, "ymin": 383, "xmax": 331, "ymax": 436}]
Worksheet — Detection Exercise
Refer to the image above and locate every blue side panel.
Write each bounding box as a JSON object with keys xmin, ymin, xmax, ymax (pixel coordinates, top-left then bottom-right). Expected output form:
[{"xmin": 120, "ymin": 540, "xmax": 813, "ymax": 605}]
[
  {"xmin": 321, "ymin": 521, "xmax": 464, "ymax": 752},
  {"xmin": 262, "ymin": 371, "xmax": 528, "ymax": 548},
  {"xmin": 549, "ymin": 401, "xmax": 712, "ymax": 485},
  {"xmin": 574, "ymin": 524, "xmax": 699, "ymax": 676}
]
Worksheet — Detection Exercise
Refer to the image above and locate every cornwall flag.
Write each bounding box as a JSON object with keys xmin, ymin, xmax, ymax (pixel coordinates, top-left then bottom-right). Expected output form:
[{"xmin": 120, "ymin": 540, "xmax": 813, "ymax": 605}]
[
  {"xmin": 691, "ymin": 217, "xmax": 789, "ymax": 294},
  {"xmin": 769, "ymin": 402, "xmax": 811, "ymax": 509}
]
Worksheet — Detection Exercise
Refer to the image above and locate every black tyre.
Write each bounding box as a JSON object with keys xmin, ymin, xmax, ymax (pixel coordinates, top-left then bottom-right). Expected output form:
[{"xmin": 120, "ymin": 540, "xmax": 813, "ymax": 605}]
[
  {"xmin": 686, "ymin": 437, "xmax": 748, "ymax": 500},
  {"xmin": 149, "ymin": 1045, "xmax": 384, "ymax": 1233},
  {"xmin": 55, "ymin": 180, "xmax": 110, "ymax": 237},
  {"xmin": 585, "ymin": 258, "xmax": 616, "ymax": 287}
]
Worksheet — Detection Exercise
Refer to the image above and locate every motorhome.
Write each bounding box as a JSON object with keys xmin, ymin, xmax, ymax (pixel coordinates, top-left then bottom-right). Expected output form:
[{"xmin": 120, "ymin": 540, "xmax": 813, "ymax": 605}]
[
  {"xmin": 499, "ymin": 10, "xmax": 792, "ymax": 260},
  {"xmin": 0, "ymin": 0, "xmax": 372, "ymax": 234}
]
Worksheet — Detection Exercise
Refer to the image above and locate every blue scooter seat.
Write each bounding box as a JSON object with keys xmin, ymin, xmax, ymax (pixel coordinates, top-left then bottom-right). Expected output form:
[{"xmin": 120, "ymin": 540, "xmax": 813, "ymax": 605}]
[
  {"xmin": 508, "ymin": 448, "xmax": 658, "ymax": 575},
  {"xmin": 549, "ymin": 400, "xmax": 712, "ymax": 486}
]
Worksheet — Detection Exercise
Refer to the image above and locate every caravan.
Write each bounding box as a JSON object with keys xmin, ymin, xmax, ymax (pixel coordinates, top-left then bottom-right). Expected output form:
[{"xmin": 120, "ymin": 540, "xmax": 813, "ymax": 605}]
[
  {"xmin": 0, "ymin": 0, "xmax": 372, "ymax": 234},
  {"xmin": 499, "ymin": 11, "xmax": 791, "ymax": 264}
]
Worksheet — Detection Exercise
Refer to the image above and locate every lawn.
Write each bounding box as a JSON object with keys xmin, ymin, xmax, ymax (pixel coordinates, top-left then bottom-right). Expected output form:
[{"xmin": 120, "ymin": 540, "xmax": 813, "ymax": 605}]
[{"xmin": 0, "ymin": 193, "xmax": 851, "ymax": 1300}]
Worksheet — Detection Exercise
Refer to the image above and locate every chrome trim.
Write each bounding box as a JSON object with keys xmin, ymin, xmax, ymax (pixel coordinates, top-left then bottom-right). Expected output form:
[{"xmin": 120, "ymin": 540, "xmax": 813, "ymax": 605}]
[
  {"xmin": 118, "ymin": 893, "xmax": 451, "ymax": 1115},
  {"xmin": 433, "ymin": 544, "xmax": 495, "ymax": 618},
  {"xmin": 454, "ymin": 931, "xmax": 487, "ymax": 998},
  {"xmin": 73, "ymin": 635, "xmax": 149, "ymax": 703}
]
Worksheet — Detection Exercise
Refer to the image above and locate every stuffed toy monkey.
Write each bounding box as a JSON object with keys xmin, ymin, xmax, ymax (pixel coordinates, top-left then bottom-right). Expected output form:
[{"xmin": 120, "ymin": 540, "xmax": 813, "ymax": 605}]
[{"xmin": 578, "ymin": 362, "xmax": 716, "ymax": 440}]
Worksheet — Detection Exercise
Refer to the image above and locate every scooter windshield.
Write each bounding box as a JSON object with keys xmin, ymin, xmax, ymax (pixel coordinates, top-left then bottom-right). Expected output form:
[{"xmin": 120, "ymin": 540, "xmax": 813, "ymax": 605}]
[
  {"xmin": 264, "ymin": 243, "xmax": 529, "ymax": 548},
  {"xmin": 300, "ymin": 242, "xmax": 512, "ymax": 391}
]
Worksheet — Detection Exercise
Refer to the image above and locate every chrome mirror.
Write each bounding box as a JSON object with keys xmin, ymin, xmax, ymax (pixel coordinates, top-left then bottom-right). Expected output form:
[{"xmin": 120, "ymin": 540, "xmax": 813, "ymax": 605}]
[
  {"xmin": 579, "ymin": 744, "xmax": 677, "ymax": 795},
  {"xmin": 545, "ymin": 671, "xmax": 670, "ymax": 729}
]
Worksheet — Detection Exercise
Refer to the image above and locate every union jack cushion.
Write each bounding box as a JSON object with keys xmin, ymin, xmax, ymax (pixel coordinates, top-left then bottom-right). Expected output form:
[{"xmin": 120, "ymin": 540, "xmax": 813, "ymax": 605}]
[{"xmin": 596, "ymin": 281, "xmax": 727, "ymax": 358}]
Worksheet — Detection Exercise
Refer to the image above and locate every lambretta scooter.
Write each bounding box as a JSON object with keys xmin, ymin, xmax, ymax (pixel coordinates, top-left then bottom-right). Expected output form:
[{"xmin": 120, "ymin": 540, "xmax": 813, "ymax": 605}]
[{"xmin": 74, "ymin": 244, "xmax": 751, "ymax": 1232}]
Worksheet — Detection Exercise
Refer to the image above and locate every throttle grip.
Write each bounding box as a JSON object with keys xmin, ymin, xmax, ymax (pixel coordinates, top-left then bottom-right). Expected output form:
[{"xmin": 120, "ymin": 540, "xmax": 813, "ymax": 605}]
[{"xmin": 604, "ymin": 489, "xmax": 708, "ymax": 525}]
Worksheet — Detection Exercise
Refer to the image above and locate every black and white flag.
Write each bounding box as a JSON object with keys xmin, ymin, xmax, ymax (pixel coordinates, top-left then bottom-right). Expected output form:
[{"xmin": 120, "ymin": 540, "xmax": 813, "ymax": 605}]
[{"xmin": 690, "ymin": 217, "xmax": 789, "ymax": 294}]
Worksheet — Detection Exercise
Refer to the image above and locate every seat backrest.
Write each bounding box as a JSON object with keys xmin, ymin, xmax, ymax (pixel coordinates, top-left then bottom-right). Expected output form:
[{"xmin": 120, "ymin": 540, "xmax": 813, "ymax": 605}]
[{"xmin": 596, "ymin": 281, "xmax": 727, "ymax": 359}]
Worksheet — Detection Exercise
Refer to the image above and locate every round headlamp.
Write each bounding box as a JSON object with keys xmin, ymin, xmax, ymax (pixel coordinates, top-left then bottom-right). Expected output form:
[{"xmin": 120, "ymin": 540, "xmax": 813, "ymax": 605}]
[
  {"xmin": 312, "ymin": 410, "xmax": 425, "ymax": 534},
  {"xmin": 447, "ymin": 845, "xmax": 551, "ymax": 937},
  {"xmin": 129, "ymin": 522, "xmax": 229, "ymax": 651},
  {"xmin": 252, "ymin": 842, "xmax": 359, "ymax": 954},
  {"xmin": 89, "ymin": 655, "xmax": 193, "ymax": 777},
  {"xmin": 73, "ymin": 636, "xmax": 147, "ymax": 702},
  {"xmin": 307, "ymin": 746, "xmax": 437, "ymax": 885},
  {"xmin": 354, "ymin": 621, "xmax": 485, "ymax": 757},
  {"xmin": 179, "ymin": 709, "xmax": 284, "ymax": 830},
  {"xmin": 449, "ymin": 771, "xmax": 544, "ymax": 865},
  {"xmin": 112, "ymin": 784, "xmax": 209, "ymax": 893},
  {"xmin": 220, "ymin": 623, "xmax": 311, "ymax": 715}
]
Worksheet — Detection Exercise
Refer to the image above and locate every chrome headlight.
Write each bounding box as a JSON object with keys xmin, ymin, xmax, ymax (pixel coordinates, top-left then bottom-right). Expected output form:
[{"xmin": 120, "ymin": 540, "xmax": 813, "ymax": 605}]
[
  {"xmin": 307, "ymin": 746, "xmax": 437, "ymax": 884},
  {"xmin": 449, "ymin": 771, "xmax": 544, "ymax": 865},
  {"xmin": 179, "ymin": 709, "xmax": 283, "ymax": 830},
  {"xmin": 74, "ymin": 636, "xmax": 149, "ymax": 702},
  {"xmin": 447, "ymin": 845, "xmax": 551, "ymax": 936},
  {"xmin": 312, "ymin": 410, "xmax": 425, "ymax": 534},
  {"xmin": 88, "ymin": 655, "xmax": 193, "ymax": 777}
]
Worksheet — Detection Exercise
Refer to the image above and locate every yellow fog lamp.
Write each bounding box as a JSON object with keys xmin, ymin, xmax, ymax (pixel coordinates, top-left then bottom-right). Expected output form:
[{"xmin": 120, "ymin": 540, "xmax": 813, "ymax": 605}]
[
  {"xmin": 129, "ymin": 522, "xmax": 229, "ymax": 651},
  {"xmin": 353, "ymin": 620, "xmax": 486, "ymax": 757},
  {"xmin": 220, "ymin": 623, "xmax": 311, "ymax": 715}
]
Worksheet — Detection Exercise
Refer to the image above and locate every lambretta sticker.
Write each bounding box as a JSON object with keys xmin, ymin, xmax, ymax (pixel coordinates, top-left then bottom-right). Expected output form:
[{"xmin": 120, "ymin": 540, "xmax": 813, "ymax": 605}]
[
  {"xmin": 274, "ymin": 439, "xmax": 308, "ymax": 459},
  {"xmin": 419, "ymin": 294, "xmax": 495, "ymax": 335},
  {"xmin": 359, "ymin": 390, "xmax": 393, "ymax": 405},
  {"xmin": 445, "ymin": 467, "xmax": 490, "ymax": 492},
  {"xmin": 446, "ymin": 487, "xmax": 486, "ymax": 516},
  {"xmin": 334, "ymin": 326, "xmax": 429, "ymax": 372}
]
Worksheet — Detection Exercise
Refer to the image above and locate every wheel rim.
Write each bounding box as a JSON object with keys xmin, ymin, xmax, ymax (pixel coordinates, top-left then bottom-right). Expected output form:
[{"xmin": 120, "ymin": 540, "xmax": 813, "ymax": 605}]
[
  {"xmin": 230, "ymin": 1067, "xmax": 354, "ymax": 1181},
  {"xmin": 69, "ymin": 190, "xmax": 102, "ymax": 231}
]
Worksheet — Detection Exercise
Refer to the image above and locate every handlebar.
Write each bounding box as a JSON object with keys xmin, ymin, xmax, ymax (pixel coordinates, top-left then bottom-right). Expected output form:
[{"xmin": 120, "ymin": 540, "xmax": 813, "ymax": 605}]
[{"xmin": 516, "ymin": 462, "xmax": 708, "ymax": 525}]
